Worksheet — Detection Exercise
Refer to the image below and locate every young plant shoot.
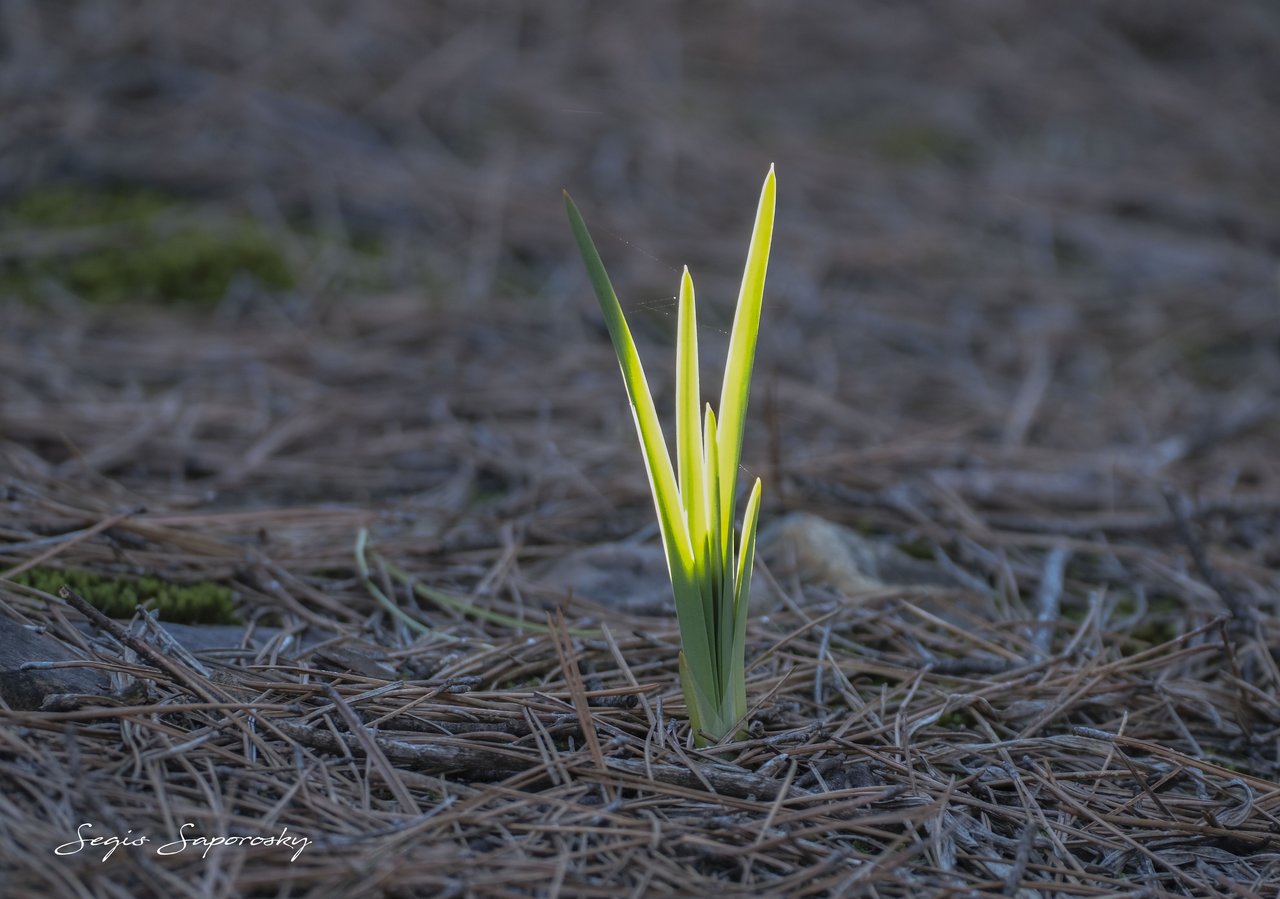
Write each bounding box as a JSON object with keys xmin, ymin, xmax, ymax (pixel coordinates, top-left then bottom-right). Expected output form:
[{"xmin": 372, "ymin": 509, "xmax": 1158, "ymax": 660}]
[{"xmin": 564, "ymin": 167, "xmax": 775, "ymax": 745}]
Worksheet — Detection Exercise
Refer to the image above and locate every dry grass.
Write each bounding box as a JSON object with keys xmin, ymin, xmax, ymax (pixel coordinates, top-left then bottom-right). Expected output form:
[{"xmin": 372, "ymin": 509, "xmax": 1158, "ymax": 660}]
[{"xmin": 3, "ymin": 2, "xmax": 1280, "ymax": 896}]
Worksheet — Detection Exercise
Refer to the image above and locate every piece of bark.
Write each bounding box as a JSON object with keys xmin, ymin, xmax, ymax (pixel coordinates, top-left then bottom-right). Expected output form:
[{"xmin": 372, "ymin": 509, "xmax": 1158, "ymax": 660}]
[
  {"xmin": 73, "ymin": 621, "xmax": 295, "ymax": 655},
  {"xmin": 0, "ymin": 617, "xmax": 111, "ymax": 710},
  {"xmin": 65, "ymin": 617, "xmax": 392, "ymax": 679}
]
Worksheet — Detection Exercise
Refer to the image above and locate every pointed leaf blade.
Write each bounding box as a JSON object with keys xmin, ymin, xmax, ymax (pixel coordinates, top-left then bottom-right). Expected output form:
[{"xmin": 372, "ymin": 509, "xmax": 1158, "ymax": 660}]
[
  {"xmin": 675, "ymin": 267, "xmax": 705, "ymax": 557},
  {"xmin": 716, "ymin": 166, "xmax": 776, "ymax": 541},
  {"xmin": 564, "ymin": 192, "xmax": 693, "ymax": 583},
  {"xmin": 728, "ymin": 477, "xmax": 763, "ymax": 732}
]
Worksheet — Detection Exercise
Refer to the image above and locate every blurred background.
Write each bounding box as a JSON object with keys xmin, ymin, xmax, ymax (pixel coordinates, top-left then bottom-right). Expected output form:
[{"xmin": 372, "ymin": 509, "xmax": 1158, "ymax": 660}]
[
  {"xmin": 2, "ymin": 0, "xmax": 1278, "ymax": 525},
  {"xmin": 6, "ymin": 6, "xmax": 1280, "ymax": 892}
]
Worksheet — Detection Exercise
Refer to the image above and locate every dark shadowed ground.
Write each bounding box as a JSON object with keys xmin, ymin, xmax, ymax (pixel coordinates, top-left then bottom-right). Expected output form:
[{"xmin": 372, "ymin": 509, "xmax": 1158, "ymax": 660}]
[{"xmin": 2, "ymin": 2, "xmax": 1280, "ymax": 896}]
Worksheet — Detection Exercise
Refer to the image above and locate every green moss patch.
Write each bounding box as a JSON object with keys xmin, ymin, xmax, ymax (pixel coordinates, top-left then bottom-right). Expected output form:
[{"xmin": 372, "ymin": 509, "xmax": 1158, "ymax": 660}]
[
  {"xmin": 11, "ymin": 185, "xmax": 174, "ymax": 229},
  {"xmin": 12, "ymin": 566, "xmax": 239, "ymax": 624},
  {"xmin": 3, "ymin": 185, "xmax": 295, "ymax": 305}
]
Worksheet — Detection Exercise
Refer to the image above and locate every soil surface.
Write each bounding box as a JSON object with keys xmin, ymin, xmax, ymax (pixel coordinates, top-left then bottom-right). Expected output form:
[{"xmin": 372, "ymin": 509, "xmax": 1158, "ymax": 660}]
[{"xmin": 2, "ymin": 3, "xmax": 1280, "ymax": 896}]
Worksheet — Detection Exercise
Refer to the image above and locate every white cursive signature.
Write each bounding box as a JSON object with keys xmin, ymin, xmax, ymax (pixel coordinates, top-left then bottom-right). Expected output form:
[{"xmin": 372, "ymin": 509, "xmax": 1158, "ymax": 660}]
[
  {"xmin": 55, "ymin": 823, "xmax": 149, "ymax": 861},
  {"xmin": 54, "ymin": 822, "xmax": 311, "ymax": 862},
  {"xmin": 157, "ymin": 822, "xmax": 311, "ymax": 862}
]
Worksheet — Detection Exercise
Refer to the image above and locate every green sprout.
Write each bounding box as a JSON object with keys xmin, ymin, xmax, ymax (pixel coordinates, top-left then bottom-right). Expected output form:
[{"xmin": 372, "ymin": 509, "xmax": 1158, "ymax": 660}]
[{"xmin": 564, "ymin": 167, "xmax": 776, "ymax": 745}]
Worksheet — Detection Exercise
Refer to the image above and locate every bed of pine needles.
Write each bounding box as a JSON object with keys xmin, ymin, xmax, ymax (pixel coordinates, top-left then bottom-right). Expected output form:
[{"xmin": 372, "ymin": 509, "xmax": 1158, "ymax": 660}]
[{"xmin": 3, "ymin": 2, "xmax": 1280, "ymax": 896}]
